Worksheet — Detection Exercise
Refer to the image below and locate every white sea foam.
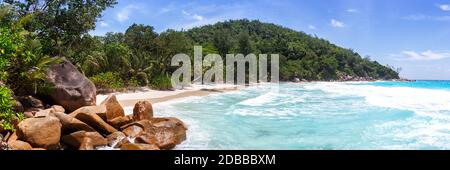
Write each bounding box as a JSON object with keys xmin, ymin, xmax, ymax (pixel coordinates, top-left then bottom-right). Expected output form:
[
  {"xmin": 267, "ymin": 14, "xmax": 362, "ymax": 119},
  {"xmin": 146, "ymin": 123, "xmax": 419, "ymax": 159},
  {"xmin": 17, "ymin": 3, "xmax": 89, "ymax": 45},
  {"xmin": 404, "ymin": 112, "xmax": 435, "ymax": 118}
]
[
  {"xmin": 303, "ymin": 82, "xmax": 450, "ymax": 119},
  {"xmin": 301, "ymin": 82, "xmax": 450, "ymax": 149},
  {"xmin": 238, "ymin": 92, "xmax": 278, "ymax": 106}
]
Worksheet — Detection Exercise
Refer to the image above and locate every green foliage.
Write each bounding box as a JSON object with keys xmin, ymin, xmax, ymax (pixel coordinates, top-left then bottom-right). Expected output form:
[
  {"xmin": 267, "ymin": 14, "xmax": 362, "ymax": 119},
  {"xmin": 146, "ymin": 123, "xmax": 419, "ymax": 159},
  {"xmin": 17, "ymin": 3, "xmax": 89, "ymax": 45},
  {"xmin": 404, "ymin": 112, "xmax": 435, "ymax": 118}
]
[
  {"xmin": 4, "ymin": 0, "xmax": 117, "ymax": 56},
  {"xmin": 90, "ymin": 72, "xmax": 124, "ymax": 90},
  {"xmin": 135, "ymin": 72, "xmax": 149, "ymax": 86},
  {"xmin": 150, "ymin": 73, "xmax": 173, "ymax": 90},
  {"xmin": 0, "ymin": 8, "xmax": 61, "ymax": 95},
  {"xmin": 187, "ymin": 19, "xmax": 400, "ymax": 81},
  {"xmin": 127, "ymin": 77, "xmax": 140, "ymax": 88},
  {"xmin": 0, "ymin": 85, "xmax": 22, "ymax": 131}
]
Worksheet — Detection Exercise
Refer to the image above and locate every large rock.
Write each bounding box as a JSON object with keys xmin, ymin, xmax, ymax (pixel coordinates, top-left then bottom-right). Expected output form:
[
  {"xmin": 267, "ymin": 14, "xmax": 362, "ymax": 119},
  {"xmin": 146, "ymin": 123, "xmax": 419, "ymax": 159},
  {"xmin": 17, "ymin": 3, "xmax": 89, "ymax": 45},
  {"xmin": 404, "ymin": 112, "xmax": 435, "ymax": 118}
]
[
  {"xmin": 45, "ymin": 57, "xmax": 96, "ymax": 112},
  {"xmin": 120, "ymin": 119, "xmax": 153, "ymax": 131},
  {"xmin": 79, "ymin": 138, "xmax": 95, "ymax": 150},
  {"xmin": 51, "ymin": 112, "xmax": 96, "ymax": 134},
  {"xmin": 151, "ymin": 118, "xmax": 187, "ymax": 149},
  {"xmin": 61, "ymin": 131, "xmax": 107, "ymax": 149},
  {"xmin": 8, "ymin": 140, "xmax": 33, "ymax": 150},
  {"xmin": 135, "ymin": 132, "xmax": 156, "ymax": 145},
  {"xmin": 121, "ymin": 125, "xmax": 143, "ymax": 138},
  {"xmin": 49, "ymin": 105, "xmax": 65, "ymax": 113},
  {"xmin": 34, "ymin": 105, "xmax": 66, "ymax": 117},
  {"xmin": 120, "ymin": 143, "xmax": 159, "ymax": 150},
  {"xmin": 69, "ymin": 106, "xmax": 107, "ymax": 120},
  {"xmin": 106, "ymin": 132, "xmax": 129, "ymax": 148},
  {"xmin": 17, "ymin": 117, "xmax": 62, "ymax": 149},
  {"xmin": 73, "ymin": 112, "xmax": 117, "ymax": 135},
  {"xmin": 16, "ymin": 96, "xmax": 44, "ymax": 110},
  {"xmin": 108, "ymin": 115, "xmax": 133, "ymax": 129},
  {"xmin": 100, "ymin": 95, "xmax": 125, "ymax": 122},
  {"xmin": 129, "ymin": 117, "xmax": 187, "ymax": 150},
  {"xmin": 132, "ymin": 101, "xmax": 153, "ymax": 121}
]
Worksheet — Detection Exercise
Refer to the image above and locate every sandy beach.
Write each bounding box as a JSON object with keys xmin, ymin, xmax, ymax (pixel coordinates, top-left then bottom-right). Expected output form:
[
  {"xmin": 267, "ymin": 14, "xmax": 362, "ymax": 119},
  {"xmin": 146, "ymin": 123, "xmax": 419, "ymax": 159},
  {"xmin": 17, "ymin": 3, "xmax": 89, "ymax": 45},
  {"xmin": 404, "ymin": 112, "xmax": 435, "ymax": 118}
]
[{"xmin": 96, "ymin": 84, "xmax": 241, "ymax": 107}]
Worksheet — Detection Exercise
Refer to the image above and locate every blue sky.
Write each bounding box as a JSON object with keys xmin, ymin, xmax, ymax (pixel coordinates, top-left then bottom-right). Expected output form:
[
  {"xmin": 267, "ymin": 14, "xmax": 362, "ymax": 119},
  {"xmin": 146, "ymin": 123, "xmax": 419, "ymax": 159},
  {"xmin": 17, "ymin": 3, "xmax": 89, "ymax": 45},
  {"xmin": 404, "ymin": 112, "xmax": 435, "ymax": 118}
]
[{"xmin": 91, "ymin": 0, "xmax": 450, "ymax": 80}]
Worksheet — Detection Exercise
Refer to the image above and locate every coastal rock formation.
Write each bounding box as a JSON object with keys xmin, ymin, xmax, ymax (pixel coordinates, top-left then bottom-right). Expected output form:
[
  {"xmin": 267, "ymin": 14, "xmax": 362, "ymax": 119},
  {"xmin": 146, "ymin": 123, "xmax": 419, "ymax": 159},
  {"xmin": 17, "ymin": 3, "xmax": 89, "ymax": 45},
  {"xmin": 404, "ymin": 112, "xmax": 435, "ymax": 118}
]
[
  {"xmin": 62, "ymin": 131, "xmax": 107, "ymax": 149},
  {"xmin": 154, "ymin": 123, "xmax": 187, "ymax": 149},
  {"xmin": 100, "ymin": 95, "xmax": 125, "ymax": 122},
  {"xmin": 72, "ymin": 112, "xmax": 117, "ymax": 135},
  {"xmin": 132, "ymin": 118, "xmax": 187, "ymax": 149},
  {"xmin": 121, "ymin": 125, "xmax": 144, "ymax": 138},
  {"xmin": 7, "ymin": 140, "xmax": 33, "ymax": 150},
  {"xmin": 17, "ymin": 116, "xmax": 62, "ymax": 149},
  {"xmin": 106, "ymin": 131, "xmax": 129, "ymax": 148},
  {"xmin": 45, "ymin": 57, "xmax": 97, "ymax": 112},
  {"xmin": 108, "ymin": 115, "xmax": 133, "ymax": 129},
  {"xmin": 69, "ymin": 105, "xmax": 107, "ymax": 120},
  {"xmin": 51, "ymin": 112, "xmax": 96, "ymax": 134},
  {"xmin": 16, "ymin": 96, "xmax": 44, "ymax": 110},
  {"xmin": 120, "ymin": 143, "xmax": 160, "ymax": 150},
  {"xmin": 132, "ymin": 101, "xmax": 153, "ymax": 121},
  {"xmin": 3, "ymin": 93, "xmax": 187, "ymax": 150}
]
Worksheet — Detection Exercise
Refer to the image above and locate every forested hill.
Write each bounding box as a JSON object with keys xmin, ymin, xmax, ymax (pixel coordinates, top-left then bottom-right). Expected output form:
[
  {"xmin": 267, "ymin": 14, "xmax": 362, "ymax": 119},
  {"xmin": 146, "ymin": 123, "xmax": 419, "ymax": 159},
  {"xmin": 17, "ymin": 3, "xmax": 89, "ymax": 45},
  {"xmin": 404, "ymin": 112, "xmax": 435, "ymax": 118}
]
[{"xmin": 186, "ymin": 19, "xmax": 399, "ymax": 81}]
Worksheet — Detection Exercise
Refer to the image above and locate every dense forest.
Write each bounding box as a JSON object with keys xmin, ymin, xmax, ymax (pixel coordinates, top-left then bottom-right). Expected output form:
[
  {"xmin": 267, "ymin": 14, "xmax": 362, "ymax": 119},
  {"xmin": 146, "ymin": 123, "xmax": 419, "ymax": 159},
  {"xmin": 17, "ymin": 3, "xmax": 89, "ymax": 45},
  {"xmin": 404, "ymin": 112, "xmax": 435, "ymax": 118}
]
[
  {"xmin": 71, "ymin": 19, "xmax": 401, "ymax": 89},
  {"xmin": 187, "ymin": 20, "xmax": 399, "ymax": 81},
  {"xmin": 0, "ymin": 1, "xmax": 399, "ymax": 131}
]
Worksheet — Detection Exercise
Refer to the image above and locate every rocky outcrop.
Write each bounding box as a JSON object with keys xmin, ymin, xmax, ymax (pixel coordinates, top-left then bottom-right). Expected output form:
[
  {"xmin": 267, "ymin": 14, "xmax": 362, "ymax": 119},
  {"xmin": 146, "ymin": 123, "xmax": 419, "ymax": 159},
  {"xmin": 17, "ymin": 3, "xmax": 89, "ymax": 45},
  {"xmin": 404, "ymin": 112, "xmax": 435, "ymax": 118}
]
[
  {"xmin": 108, "ymin": 115, "xmax": 133, "ymax": 128},
  {"xmin": 17, "ymin": 116, "xmax": 62, "ymax": 150},
  {"xmin": 106, "ymin": 132, "xmax": 129, "ymax": 148},
  {"xmin": 72, "ymin": 112, "xmax": 117, "ymax": 135},
  {"xmin": 121, "ymin": 125, "xmax": 143, "ymax": 138},
  {"xmin": 61, "ymin": 131, "xmax": 107, "ymax": 149},
  {"xmin": 8, "ymin": 140, "xmax": 33, "ymax": 150},
  {"xmin": 69, "ymin": 105, "xmax": 107, "ymax": 120},
  {"xmin": 151, "ymin": 117, "xmax": 187, "ymax": 149},
  {"xmin": 51, "ymin": 112, "xmax": 96, "ymax": 134},
  {"xmin": 120, "ymin": 143, "xmax": 159, "ymax": 150},
  {"xmin": 127, "ymin": 118, "xmax": 187, "ymax": 150},
  {"xmin": 17, "ymin": 96, "xmax": 44, "ymax": 110},
  {"xmin": 44, "ymin": 57, "xmax": 96, "ymax": 112},
  {"xmin": 4, "ymin": 93, "xmax": 187, "ymax": 150},
  {"xmin": 100, "ymin": 95, "xmax": 125, "ymax": 122},
  {"xmin": 132, "ymin": 101, "xmax": 153, "ymax": 121}
]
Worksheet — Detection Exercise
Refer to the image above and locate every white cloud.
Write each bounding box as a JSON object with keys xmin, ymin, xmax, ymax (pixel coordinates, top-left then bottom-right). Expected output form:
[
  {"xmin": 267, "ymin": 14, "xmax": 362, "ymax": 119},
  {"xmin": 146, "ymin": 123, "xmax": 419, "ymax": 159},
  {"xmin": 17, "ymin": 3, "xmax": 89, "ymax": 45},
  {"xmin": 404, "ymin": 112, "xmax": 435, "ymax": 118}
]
[
  {"xmin": 439, "ymin": 4, "xmax": 450, "ymax": 11},
  {"xmin": 99, "ymin": 21, "xmax": 109, "ymax": 27},
  {"xmin": 182, "ymin": 10, "xmax": 205, "ymax": 21},
  {"xmin": 330, "ymin": 19, "xmax": 345, "ymax": 28},
  {"xmin": 308, "ymin": 25, "xmax": 316, "ymax": 30},
  {"xmin": 346, "ymin": 9, "xmax": 358, "ymax": 13},
  {"xmin": 398, "ymin": 50, "xmax": 450, "ymax": 60},
  {"xmin": 116, "ymin": 5, "xmax": 139, "ymax": 22}
]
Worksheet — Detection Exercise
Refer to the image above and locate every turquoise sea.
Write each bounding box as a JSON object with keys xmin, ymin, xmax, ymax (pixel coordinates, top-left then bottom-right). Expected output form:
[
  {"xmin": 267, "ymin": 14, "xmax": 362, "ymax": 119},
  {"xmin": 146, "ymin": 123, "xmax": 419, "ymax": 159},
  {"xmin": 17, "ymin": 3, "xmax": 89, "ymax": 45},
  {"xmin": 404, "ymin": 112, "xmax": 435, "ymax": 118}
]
[{"xmin": 153, "ymin": 81, "xmax": 450, "ymax": 150}]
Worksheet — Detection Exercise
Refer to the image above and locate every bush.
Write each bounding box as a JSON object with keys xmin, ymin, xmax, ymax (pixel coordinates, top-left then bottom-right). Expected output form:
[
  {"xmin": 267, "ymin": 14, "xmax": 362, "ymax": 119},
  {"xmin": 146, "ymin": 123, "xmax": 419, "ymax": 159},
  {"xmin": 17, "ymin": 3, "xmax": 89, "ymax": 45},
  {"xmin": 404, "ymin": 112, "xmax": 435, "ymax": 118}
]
[
  {"xmin": 135, "ymin": 72, "xmax": 149, "ymax": 86},
  {"xmin": 0, "ymin": 85, "xmax": 23, "ymax": 131},
  {"xmin": 90, "ymin": 72, "xmax": 124, "ymax": 90},
  {"xmin": 127, "ymin": 77, "xmax": 140, "ymax": 88},
  {"xmin": 150, "ymin": 74, "xmax": 173, "ymax": 90}
]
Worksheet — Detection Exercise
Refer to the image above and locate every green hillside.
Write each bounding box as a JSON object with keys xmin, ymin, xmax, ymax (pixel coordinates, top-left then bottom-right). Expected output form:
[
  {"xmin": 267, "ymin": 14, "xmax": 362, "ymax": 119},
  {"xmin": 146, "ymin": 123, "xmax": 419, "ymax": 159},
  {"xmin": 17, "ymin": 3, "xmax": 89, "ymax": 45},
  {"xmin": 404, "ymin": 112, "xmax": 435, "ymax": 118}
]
[{"xmin": 187, "ymin": 19, "xmax": 400, "ymax": 81}]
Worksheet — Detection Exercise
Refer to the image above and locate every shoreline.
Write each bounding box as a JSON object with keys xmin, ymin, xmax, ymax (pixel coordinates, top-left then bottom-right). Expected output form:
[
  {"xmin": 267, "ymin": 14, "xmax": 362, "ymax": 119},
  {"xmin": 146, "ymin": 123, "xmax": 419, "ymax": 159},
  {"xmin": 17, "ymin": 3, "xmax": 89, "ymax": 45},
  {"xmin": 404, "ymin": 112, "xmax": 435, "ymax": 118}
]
[
  {"xmin": 95, "ymin": 80, "xmax": 414, "ymax": 107},
  {"xmin": 96, "ymin": 84, "xmax": 242, "ymax": 107}
]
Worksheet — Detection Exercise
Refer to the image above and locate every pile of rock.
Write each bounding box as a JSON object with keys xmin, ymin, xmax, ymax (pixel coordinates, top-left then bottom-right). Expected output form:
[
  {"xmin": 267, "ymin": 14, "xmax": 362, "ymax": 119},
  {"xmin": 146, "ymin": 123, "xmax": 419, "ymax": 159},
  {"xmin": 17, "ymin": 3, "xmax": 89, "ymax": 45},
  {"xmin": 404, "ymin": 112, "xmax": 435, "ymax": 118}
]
[
  {"xmin": 338, "ymin": 74, "xmax": 376, "ymax": 82},
  {"xmin": 4, "ymin": 94, "xmax": 187, "ymax": 150}
]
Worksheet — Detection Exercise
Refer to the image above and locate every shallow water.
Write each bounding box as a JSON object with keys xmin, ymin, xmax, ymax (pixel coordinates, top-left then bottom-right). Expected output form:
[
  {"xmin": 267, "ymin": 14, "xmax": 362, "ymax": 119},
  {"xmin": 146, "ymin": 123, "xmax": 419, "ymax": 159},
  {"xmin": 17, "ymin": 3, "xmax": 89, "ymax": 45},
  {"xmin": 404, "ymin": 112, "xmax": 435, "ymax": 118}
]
[{"xmin": 151, "ymin": 81, "xmax": 450, "ymax": 150}]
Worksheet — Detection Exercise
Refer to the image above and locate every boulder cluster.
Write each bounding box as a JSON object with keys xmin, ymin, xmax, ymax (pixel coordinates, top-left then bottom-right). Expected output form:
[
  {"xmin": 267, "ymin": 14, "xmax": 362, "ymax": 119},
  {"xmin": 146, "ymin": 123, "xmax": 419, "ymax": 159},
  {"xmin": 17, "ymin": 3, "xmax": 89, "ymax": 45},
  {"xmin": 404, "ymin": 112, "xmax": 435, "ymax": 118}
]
[{"xmin": 5, "ymin": 95, "xmax": 187, "ymax": 150}]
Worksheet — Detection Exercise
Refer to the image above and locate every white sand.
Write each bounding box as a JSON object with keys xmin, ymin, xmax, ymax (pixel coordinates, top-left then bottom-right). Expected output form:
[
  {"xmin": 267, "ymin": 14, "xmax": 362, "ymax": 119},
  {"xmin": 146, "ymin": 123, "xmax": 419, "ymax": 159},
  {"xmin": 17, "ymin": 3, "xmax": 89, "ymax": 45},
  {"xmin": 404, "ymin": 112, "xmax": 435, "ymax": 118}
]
[{"xmin": 96, "ymin": 84, "xmax": 241, "ymax": 107}]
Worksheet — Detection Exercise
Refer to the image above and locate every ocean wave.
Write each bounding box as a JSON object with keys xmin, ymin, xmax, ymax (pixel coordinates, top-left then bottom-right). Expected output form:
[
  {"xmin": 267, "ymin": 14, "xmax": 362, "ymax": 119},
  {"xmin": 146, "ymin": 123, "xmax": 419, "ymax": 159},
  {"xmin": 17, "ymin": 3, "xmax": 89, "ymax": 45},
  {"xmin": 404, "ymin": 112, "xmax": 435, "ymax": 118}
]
[{"xmin": 303, "ymin": 83, "xmax": 450, "ymax": 119}]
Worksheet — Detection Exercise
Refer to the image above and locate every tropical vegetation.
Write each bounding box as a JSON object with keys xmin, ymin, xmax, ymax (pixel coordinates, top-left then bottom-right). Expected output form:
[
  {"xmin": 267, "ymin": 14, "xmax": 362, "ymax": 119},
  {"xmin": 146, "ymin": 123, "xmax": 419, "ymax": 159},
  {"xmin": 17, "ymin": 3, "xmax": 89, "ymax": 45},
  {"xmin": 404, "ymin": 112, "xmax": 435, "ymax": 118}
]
[{"xmin": 0, "ymin": 0, "xmax": 399, "ymax": 131}]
